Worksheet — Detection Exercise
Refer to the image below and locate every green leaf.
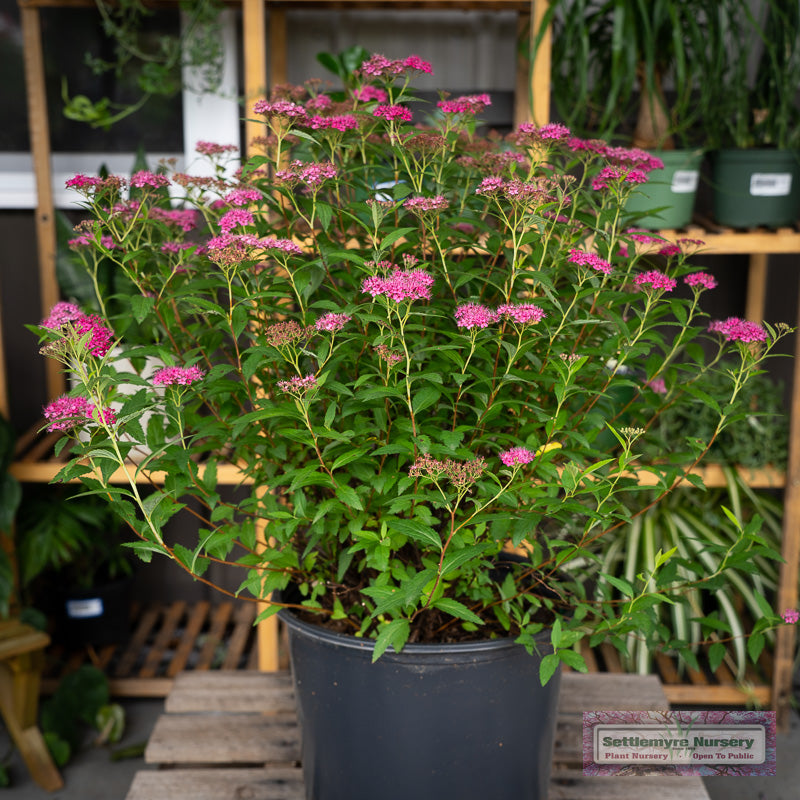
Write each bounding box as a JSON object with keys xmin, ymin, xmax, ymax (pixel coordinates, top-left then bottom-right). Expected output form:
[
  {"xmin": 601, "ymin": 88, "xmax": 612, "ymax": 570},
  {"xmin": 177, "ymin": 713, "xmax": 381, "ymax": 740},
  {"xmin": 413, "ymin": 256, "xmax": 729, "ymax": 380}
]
[
  {"xmin": 372, "ymin": 618, "xmax": 410, "ymax": 661},
  {"xmin": 708, "ymin": 642, "xmax": 727, "ymax": 674},
  {"xmin": 386, "ymin": 518, "xmax": 442, "ymax": 550},
  {"xmin": 559, "ymin": 649, "xmax": 588, "ymax": 672},
  {"xmin": 747, "ymin": 632, "xmax": 765, "ymax": 663},
  {"xmin": 335, "ymin": 485, "xmax": 363, "ymax": 510},
  {"xmin": 539, "ymin": 652, "xmax": 560, "ymax": 685},
  {"xmin": 432, "ymin": 597, "xmax": 484, "ymax": 626},
  {"xmin": 600, "ymin": 573, "xmax": 635, "ymax": 598}
]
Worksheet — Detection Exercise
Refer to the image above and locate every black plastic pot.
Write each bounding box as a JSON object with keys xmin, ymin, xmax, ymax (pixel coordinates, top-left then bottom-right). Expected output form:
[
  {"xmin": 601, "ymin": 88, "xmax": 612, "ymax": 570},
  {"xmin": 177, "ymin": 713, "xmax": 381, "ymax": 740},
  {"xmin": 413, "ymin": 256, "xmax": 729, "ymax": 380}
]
[
  {"xmin": 280, "ymin": 609, "xmax": 561, "ymax": 800},
  {"xmin": 60, "ymin": 579, "xmax": 131, "ymax": 646}
]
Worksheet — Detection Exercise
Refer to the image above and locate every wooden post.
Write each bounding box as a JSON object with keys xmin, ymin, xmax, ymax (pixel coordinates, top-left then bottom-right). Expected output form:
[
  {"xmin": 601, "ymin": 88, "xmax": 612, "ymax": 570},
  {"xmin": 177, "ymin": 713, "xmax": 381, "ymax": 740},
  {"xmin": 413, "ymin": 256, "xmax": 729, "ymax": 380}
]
[
  {"xmin": 20, "ymin": 3, "xmax": 63, "ymax": 401},
  {"xmin": 526, "ymin": 0, "xmax": 552, "ymax": 127},
  {"xmin": 745, "ymin": 252, "xmax": 769, "ymax": 323},
  {"xmin": 243, "ymin": 0, "xmax": 268, "ymax": 157},
  {"xmin": 268, "ymin": 7, "xmax": 288, "ymax": 92},
  {"xmin": 771, "ymin": 278, "xmax": 800, "ymax": 731}
]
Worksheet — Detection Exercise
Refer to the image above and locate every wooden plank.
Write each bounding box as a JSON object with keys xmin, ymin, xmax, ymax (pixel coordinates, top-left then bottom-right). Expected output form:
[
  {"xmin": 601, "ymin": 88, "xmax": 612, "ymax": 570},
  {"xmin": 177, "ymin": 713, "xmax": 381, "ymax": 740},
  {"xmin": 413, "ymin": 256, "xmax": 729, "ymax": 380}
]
[
  {"xmin": 107, "ymin": 677, "xmax": 174, "ymax": 698},
  {"xmin": 598, "ymin": 642, "xmax": 623, "ymax": 673},
  {"xmin": 166, "ymin": 601, "xmax": 210, "ymax": 677},
  {"xmin": 745, "ymin": 251, "xmax": 769, "ymax": 323},
  {"xmin": 662, "ymin": 683, "xmax": 771, "ymax": 706},
  {"xmin": 139, "ymin": 601, "xmax": 187, "ymax": 679},
  {"xmin": 243, "ymin": 0, "xmax": 267, "ymax": 157},
  {"xmin": 550, "ymin": 768, "xmax": 710, "ymax": 799},
  {"xmin": 144, "ymin": 714, "xmax": 300, "ymax": 765},
  {"xmin": 221, "ymin": 602, "xmax": 257, "ymax": 670},
  {"xmin": 165, "ymin": 671, "xmax": 294, "ymax": 714},
  {"xmin": 655, "ymin": 652, "xmax": 683, "ymax": 685},
  {"xmin": 557, "ymin": 673, "xmax": 668, "ymax": 712},
  {"xmin": 196, "ymin": 603, "xmax": 234, "ymax": 669},
  {"xmin": 114, "ymin": 605, "xmax": 163, "ymax": 678},
  {"xmin": 126, "ymin": 767, "xmax": 305, "ymax": 800}
]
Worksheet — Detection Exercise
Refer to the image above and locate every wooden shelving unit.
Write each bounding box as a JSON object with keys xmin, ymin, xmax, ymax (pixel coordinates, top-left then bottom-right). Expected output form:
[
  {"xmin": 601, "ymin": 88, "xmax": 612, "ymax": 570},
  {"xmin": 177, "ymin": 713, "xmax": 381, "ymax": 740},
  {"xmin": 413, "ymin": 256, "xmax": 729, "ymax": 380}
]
[{"xmin": 13, "ymin": 0, "xmax": 800, "ymax": 727}]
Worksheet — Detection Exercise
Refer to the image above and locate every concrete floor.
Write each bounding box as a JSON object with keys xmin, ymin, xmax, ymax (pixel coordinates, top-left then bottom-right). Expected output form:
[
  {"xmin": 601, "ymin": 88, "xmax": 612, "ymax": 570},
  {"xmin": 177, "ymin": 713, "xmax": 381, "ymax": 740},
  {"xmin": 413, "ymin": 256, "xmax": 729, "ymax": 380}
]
[{"xmin": 0, "ymin": 697, "xmax": 798, "ymax": 798}]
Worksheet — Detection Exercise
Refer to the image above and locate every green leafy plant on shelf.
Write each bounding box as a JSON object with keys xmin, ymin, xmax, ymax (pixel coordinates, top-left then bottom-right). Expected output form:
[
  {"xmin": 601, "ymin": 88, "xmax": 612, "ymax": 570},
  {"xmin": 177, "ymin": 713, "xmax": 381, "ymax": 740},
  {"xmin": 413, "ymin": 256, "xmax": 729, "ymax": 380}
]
[
  {"xmin": 597, "ymin": 470, "xmax": 783, "ymax": 685},
  {"xmin": 62, "ymin": 0, "xmax": 226, "ymax": 129}
]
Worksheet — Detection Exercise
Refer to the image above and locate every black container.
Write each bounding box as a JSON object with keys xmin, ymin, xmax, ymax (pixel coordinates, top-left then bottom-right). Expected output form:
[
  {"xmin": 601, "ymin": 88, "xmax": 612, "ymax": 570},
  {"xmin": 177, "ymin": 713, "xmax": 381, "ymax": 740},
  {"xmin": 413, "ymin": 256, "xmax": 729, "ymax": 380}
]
[
  {"xmin": 280, "ymin": 609, "xmax": 561, "ymax": 800},
  {"xmin": 60, "ymin": 579, "xmax": 131, "ymax": 646}
]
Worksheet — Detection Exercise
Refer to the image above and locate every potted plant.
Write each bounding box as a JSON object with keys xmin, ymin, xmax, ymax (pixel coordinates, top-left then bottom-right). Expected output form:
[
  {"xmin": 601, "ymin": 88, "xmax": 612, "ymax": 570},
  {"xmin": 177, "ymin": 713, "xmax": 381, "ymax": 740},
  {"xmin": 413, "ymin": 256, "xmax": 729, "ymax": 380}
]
[
  {"xmin": 701, "ymin": 0, "xmax": 800, "ymax": 227},
  {"xmin": 33, "ymin": 54, "xmax": 790, "ymax": 800},
  {"xmin": 542, "ymin": 0, "xmax": 731, "ymax": 229}
]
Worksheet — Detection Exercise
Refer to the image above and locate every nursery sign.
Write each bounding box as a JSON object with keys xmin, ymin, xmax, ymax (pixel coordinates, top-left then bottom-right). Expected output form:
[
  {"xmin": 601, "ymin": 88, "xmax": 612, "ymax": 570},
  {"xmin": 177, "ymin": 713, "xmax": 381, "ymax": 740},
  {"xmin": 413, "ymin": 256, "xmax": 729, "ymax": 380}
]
[{"xmin": 583, "ymin": 711, "xmax": 775, "ymax": 776}]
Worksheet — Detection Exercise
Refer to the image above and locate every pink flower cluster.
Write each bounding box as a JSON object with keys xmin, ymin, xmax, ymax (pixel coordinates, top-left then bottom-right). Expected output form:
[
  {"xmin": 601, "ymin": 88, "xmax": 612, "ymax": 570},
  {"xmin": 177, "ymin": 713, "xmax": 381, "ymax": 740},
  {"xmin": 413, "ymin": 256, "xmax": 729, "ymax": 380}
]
[
  {"xmin": 150, "ymin": 207, "xmax": 200, "ymax": 232},
  {"xmin": 782, "ymin": 609, "xmax": 799, "ymax": 624},
  {"xmin": 475, "ymin": 177, "xmax": 552, "ymax": 206},
  {"xmin": 264, "ymin": 321, "xmax": 314, "ymax": 348},
  {"xmin": 374, "ymin": 344, "xmax": 403, "ymax": 365},
  {"xmin": 277, "ymin": 374, "xmax": 318, "ymax": 395},
  {"xmin": 499, "ymin": 447, "xmax": 536, "ymax": 467},
  {"xmin": 403, "ymin": 195, "xmax": 449, "ymax": 213},
  {"xmin": 130, "ymin": 170, "xmax": 170, "ymax": 189},
  {"xmin": 314, "ymin": 313, "xmax": 351, "ymax": 333},
  {"xmin": 275, "ymin": 160, "xmax": 338, "ymax": 188},
  {"xmin": 153, "ymin": 366, "xmax": 205, "ymax": 387},
  {"xmin": 223, "ymin": 188, "xmax": 262, "ymax": 207},
  {"xmin": 602, "ymin": 146, "xmax": 664, "ymax": 173},
  {"xmin": 359, "ymin": 54, "xmax": 432, "ymax": 78},
  {"xmin": 65, "ymin": 174, "xmax": 104, "ymax": 191},
  {"xmin": 196, "ymin": 141, "xmax": 238, "ymax": 156},
  {"xmin": 261, "ymin": 236, "xmax": 303, "ymax": 256},
  {"xmin": 625, "ymin": 228, "xmax": 664, "ymax": 244},
  {"xmin": 41, "ymin": 302, "xmax": 83, "ymax": 329},
  {"xmin": 354, "ymin": 85, "xmax": 388, "ymax": 103},
  {"xmin": 497, "ymin": 304, "xmax": 546, "ymax": 325},
  {"xmin": 160, "ymin": 241, "xmax": 195, "ymax": 254},
  {"xmin": 684, "ymin": 272, "xmax": 718, "ymax": 290},
  {"xmin": 219, "ymin": 208, "xmax": 255, "ymax": 234},
  {"xmin": 373, "ymin": 104, "xmax": 413, "ymax": 123},
  {"xmin": 68, "ymin": 233, "xmax": 115, "ymax": 249},
  {"xmin": 409, "ymin": 453, "xmax": 486, "ymax": 488},
  {"xmin": 634, "ymin": 270, "xmax": 677, "ymax": 292},
  {"xmin": 591, "ymin": 166, "xmax": 649, "ymax": 191},
  {"xmin": 253, "ymin": 99, "xmax": 308, "ymax": 121},
  {"xmin": 43, "ymin": 395, "xmax": 116, "ymax": 432},
  {"xmin": 516, "ymin": 122, "xmax": 571, "ymax": 142},
  {"xmin": 362, "ymin": 269, "xmax": 434, "ymax": 302},
  {"xmin": 708, "ymin": 317, "xmax": 768, "ymax": 343},
  {"xmin": 309, "ymin": 115, "xmax": 359, "ymax": 132},
  {"xmin": 455, "ymin": 303, "xmax": 499, "ymax": 329},
  {"xmin": 437, "ymin": 93, "xmax": 491, "ymax": 114},
  {"xmin": 567, "ymin": 249, "xmax": 612, "ymax": 275},
  {"xmin": 42, "ymin": 304, "xmax": 114, "ymax": 358}
]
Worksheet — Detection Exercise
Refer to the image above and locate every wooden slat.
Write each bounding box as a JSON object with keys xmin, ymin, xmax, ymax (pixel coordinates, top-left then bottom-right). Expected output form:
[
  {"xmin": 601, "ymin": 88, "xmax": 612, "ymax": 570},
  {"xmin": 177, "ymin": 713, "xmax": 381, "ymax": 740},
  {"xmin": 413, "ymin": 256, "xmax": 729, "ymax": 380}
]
[
  {"xmin": 598, "ymin": 642, "xmax": 623, "ymax": 673},
  {"xmin": 195, "ymin": 603, "xmax": 234, "ymax": 669},
  {"xmin": 114, "ymin": 605, "xmax": 163, "ymax": 678},
  {"xmin": 654, "ymin": 651, "xmax": 683, "ymax": 685},
  {"xmin": 126, "ymin": 767, "xmax": 305, "ymax": 800},
  {"xmin": 144, "ymin": 714, "xmax": 300, "ymax": 765},
  {"xmin": 138, "ymin": 601, "xmax": 187, "ymax": 679},
  {"xmin": 662, "ymin": 683, "xmax": 771, "ymax": 706},
  {"xmin": 550, "ymin": 769, "xmax": 710, "ymax": 800},
  {"xmin": 221, "ymin": 602, "xmax": 257, "ymax": 670},
  {"xmin": 166, "ymin": 601, "xmax": 211, "ymax": 677},
  {"xmin": 165, "ymin": 671, "xmax": 294, "ymax": 714},
  {"xmin": 557, "ymin": 673, "xmax": 668, "ymax": 712}
]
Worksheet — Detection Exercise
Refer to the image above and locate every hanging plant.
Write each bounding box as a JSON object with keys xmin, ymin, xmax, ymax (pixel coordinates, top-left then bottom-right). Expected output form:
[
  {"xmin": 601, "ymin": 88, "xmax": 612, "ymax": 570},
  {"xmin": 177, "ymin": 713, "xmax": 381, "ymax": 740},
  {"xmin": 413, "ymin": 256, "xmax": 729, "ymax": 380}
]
[{"xmin": 61, "ymin": 0, "xmax": 226, "ymax": 130}]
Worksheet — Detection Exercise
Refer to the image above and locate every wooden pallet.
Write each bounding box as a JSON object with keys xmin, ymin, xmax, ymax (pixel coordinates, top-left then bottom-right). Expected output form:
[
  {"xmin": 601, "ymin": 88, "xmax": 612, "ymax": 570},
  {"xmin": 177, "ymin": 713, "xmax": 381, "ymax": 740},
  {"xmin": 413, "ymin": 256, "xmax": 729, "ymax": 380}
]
[
  {"xmin": 42, "ymin": 600, "xmax": 261, "ymax": 697},
  {"xmin": 571, "ymin": 638, "xmax": 774, "ymax": 707},
  {"xmin": 126, "ymin": 671, "xmax": 711, "ymax": 800}
]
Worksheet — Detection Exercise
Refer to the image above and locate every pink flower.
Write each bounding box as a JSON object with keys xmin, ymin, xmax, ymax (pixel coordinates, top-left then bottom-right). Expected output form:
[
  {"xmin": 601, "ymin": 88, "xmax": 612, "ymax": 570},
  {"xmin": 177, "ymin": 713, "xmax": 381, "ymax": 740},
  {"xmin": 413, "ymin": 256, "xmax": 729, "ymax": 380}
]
[
  {"xmin": 73, "ymin": 315, "xmax": 114, "ymax": 357},
  {"xmin": 592, "ymin": 166, "xmax": 648, "ymax": 190},
  {"xmin": 130, "ymin": 170, "xmax": 170, "ymax": 189},
  {"xmin": 602, "ymin": 146, "xmax": 664, "ymax": 172},
  {"xmin": 196, "ymin": 141, "xmax": 238, "ymax": 156},
  {"xmin": 305, "ymin": 95, "xmax": 332, "ymax": 111},
  {"xmin": 403, "ymin": 55, "xmax": 433, "ymax": 74},
  {"xmin": 150, "ymin": 207, "xmax": 200, "ymax": 232},
  {"xmin": 634, "ymin": 270, "xmax": 677, "ymax": 292},
  {"xmin": 475, "ymin": 176, "xmax": 505, "ymax": 196},
  {"xmin": 153, "ymin": 366, "xmax": 206, "ymax": 386},
  {"xmin": 499, "ymin": 447, "xmax": 536, "ymax": 467},
  {"xmin": 782, "ymin": 609, "xmax": 799, "ymax": 624},
  {"xmin": 496, "ymin": 304, "xmax": 546, "ymax": 325},
  {"xmin": 65, "ymin": 174, "xmax": 104, "ymax": 191},
  {"xmin": 568, "ymin": 249, "xmax": 612, "ymax": 275},
  {"xmin": 275, "ymin": 160, "xmax": 338, "ymax": 188},
  {"xmin": 354, "ymin": 85, "xmax": 388, "ymax": 103},
  {"xmin": 223, "ymin": 188, "xmax": 262, "ymax": 207},
  {"xmin": 309, "ymin": 115, "xmax": 360, "ymax": 132},
  {"xmin": 437, "ymin": 93, "xmax": 491, "ymax": 114},
  {"xmin": 658, "ymin": 244, "xmax": 681, "ymax": 257},
  {"xmin": 253, "ymin": 99, "xmax": 308, "ymax": 121},
  {"xmin": 41, "ymin": 302, "xmax": 83, "ymax": 330},
  {"xmin": 360, "ymin": 55, "xmax": 405, "ymax": 78},
  {"xmin": 404, "ymin": 195, "xmax": 449, "ymax": 213},
  {"xmin": 277, "ymin": 374, "xmax": 317, "ymax": 394},
  {"xmin": 626, "ymin": 228, "xmax": 664, "ymax": 244},
  {"xmin": 517, "ymin": 122, "xmax": 571, "ymax": 141},
  {"xmin": 374, "ymin": 345, "xmax": 403, "ymax": 365},
  {"xmin": 645, "ymin": 377, "xmax": 667, "ymax": 395},
  {"xmin": 684, "ymin": 272, "xmax": 718, "ymax": 290},
  {"xmin": 455, "ymin": 303, "xmax": 499, "ymax": 330},
  {"xmin": 373, "ymin": 104, "xmax": 413, "ymax": 123},
  {"xmin": 43, "ymin": 395, "xmax": 116, "ymax": 432},
  {"xmin": 362, "ymin": 269, "xmax": 434, "ymax": 303},
  {"xmin": 219, "ymin": 208, "xmax": 255, "ymax": 233},
  {"xmin": 708, "ymin": 317, "xmax": 768, "ymax": 343},
  {"xmin": 315, "ymin": 313, "xmax": 351, "ymax": 332},
  {"xmin": 261, "ymin": 236, "xmax": 303, "ymax": 255}
]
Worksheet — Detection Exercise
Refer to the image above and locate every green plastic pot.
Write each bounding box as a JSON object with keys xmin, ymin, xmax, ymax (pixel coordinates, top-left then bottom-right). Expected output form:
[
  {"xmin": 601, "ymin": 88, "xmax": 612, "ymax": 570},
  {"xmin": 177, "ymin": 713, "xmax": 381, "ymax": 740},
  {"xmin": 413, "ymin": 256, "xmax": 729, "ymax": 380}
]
[
  {"xmin": 624, "ymin": 149, "xmax": 703, "ymax": 230},
  {"xmin": 711, "ymin": 148, "xmax": 800, "ymax": 228}
]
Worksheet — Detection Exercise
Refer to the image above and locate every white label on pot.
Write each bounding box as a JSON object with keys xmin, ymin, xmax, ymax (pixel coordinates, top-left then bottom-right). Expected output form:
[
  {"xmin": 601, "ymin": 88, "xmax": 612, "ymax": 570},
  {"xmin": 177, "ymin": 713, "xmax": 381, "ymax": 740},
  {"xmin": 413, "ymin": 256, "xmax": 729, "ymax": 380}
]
[
  {"xmin": 671, "ymin": 170, "xmax": 699, "ymax": 193},
  {"xmin": 750, "ymin": 173, "xmax": 792, "ymax": 196},
  {"xmin": 66, "ymin": 598, "xmax": 104, "ymax": 619}
]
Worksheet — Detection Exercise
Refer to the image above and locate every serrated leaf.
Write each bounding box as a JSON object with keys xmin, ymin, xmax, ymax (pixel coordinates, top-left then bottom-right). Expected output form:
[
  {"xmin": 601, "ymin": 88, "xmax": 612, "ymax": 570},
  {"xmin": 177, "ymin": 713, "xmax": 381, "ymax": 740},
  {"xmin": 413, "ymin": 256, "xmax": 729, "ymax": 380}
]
[
  {"xmin": 335, "ymin": 485, "xmax": 363, "ymax": 510},
  {"xmin": 372, "ymin": 618, "xmax": 410, "ymax": 661},
  {"xmin": 432, "ymin": 598, "xmax": 484, "ymax": 626},
  {"xmin": 539, "ymin": 652, "xmax": 560, "ymax": 685}
]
